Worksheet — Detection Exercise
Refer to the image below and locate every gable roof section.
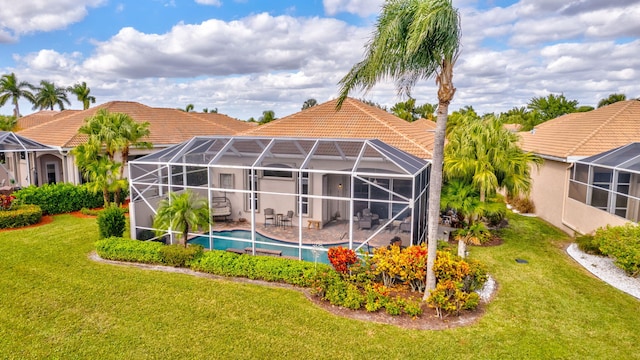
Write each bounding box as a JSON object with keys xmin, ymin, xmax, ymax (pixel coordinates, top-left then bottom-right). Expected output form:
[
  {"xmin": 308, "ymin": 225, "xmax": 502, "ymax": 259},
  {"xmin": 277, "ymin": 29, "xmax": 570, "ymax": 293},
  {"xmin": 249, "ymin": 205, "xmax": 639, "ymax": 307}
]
[
  {"xmin": 519, "ymin": 100, "xmax": 640, "ymax": 160},
  {"xmin": 239, "ymin": 97, "xmax": 434, "ymax": 159},
  {"xmin": 17, "ymin": 101, "xmax": 255, "ymax": 148}
]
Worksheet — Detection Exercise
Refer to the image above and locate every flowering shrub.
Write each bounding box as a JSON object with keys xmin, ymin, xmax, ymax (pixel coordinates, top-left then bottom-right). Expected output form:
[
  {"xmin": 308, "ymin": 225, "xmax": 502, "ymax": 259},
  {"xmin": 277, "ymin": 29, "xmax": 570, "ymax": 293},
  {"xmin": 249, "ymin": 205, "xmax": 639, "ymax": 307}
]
[
  {"xmin": 0, "ymin": 194, "xmax": 15, "ymax": 210},
  {"xmin": 371, "ymin": 245, "xmax": 403, "ymax": 286},
  {"xmin": 327, "ymin": 246, "xmax": 359, "ymax": 274}
]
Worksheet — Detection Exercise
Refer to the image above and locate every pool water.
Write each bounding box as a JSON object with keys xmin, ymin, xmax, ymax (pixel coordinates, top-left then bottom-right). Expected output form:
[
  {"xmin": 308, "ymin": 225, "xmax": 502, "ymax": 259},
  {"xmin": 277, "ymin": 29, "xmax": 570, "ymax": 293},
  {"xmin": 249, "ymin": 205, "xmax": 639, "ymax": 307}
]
[{"xmin": 188, "ymin": 230, "xmax": 359, "ymax": 264}]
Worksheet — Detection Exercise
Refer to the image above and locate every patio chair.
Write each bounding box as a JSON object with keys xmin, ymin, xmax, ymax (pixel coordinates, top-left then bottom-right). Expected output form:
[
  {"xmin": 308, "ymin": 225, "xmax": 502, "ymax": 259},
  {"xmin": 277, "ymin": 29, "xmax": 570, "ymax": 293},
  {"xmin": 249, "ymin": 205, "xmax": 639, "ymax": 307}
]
[
  {"xmin": 358, "ymin": 214, "xmax": 373, "ymax": 230},
  {"xmin": 281, "ymin": 210, "xmax": 294, "ymax": 227},
  {"xmin": 264, "ymin": 208, "xmax": 275, "ymax": 226},
  {"xmin": 362, "ymin": 208, "xmax": 380, "ymax": 225},
  {"xmin": 399, "ymin": 216, "xmax": 412, "ymax": 233}
]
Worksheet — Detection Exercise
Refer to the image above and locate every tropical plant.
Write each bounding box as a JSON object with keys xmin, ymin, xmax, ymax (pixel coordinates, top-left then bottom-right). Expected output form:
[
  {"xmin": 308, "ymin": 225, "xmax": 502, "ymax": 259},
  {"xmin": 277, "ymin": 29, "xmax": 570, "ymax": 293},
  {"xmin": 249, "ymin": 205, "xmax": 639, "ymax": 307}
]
[
  {"xmin": 337, "ymin": 0, "xmax": 461, "ymax": 294},
  {"xmin": 0, "ymin": 115, "xmax": 17, "ymax": 131},
  {"xmin": 527, "ymin": 93, "xmax": 578, "ymax": 121},
  {"xmin": 0, "ymin": 73, "xmax": 35, "ymax": 117},
  {"xmin": 444, "ymin": 115, "xmax": 542, "ymax": 202},
  {"xmin": 32, "ymin": 80, "xmax": 71, "ymax": 111},
  {"xmin": 153, "ymin": 190, "xmax": 210, "ymax": 247},
  {"xmin": 180, "ymin": 104, "xmax": 195, "ymax": 112},
  {"xmin": 597, "ymin": 93, "xmax": 626, "ymax": 108},
  {"xmin": 68, "ymin": 82, "xmax": 96, "ymax": 110},
  {"xmin": 302, "ymin": 98, "xmax": 318, "ymax": 110},
  {"xmin": 391, "ymin": 98, "xmax": 418, "ymax": 121},
  {"xmin": 202, "ymin": 107, "xmax": 218, "ymax": 113},
  {"xmin": 453, "ymin": 222, "xmax": 490, "ymax": 258},
  {"xmin": 258, "ymin": 110, "xmax": 276, "ymax": 124},
  {"xmin": 77, "ymin": 152, "xmax": 124, "ymax": 206}
]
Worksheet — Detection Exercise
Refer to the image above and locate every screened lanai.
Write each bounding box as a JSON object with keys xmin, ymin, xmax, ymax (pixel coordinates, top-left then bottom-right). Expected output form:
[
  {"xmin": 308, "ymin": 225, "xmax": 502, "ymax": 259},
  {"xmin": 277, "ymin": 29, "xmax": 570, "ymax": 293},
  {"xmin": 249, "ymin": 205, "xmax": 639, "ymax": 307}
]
[
  {"xmin": 0, "ymin": 131, "xmax": 57, "ymax": 187},
  {"xmin": 569, "ymin": 142, "xmax": 640, "ymax": 221},
  {"xmin": 128, "ymin": 136, "xmax": 430, "ymax": 262}
]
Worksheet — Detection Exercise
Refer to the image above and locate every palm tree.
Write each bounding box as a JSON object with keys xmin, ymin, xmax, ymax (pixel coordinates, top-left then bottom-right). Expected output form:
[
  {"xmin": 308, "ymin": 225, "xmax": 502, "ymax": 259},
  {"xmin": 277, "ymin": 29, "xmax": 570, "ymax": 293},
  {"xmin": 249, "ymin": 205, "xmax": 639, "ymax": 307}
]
[
  {"xmin": 0, "ymin": 73, "xmax": 35, "ymax": 117},
  {"xmin": 597, "ymin": 93, "xmax": 627, "ymax": 108},
  {"xmin": 68, "ymin": 82, "xmax": 96, "ymax": 110},
  {"xmin": 0, "ymin": 115, "xmax": 17, "ymax": 131},
  {"xmin": 302, "ymin": 98, "xmax": 318, "ymax": 110},
  {"xmin": 113, "ymin": 113, "xmax": 152, "ymax": 179},
  {"xmin": 179, "ymin": 104, "xmax": 194, "ymax": 112},
  {"xmin": 391, "ymin": 98, "xmax": 418, "ymax": 121},
  {"xmin": 337, "ymin": 0, "xmax": 461, "ymax": 293},
  {"xmin": 444, "ymin": 116, "xmax": 542, "ymax": 202},
  {"xmin": 153, "ymin": 190, "xmax": 210, "ymax": 247},
  {"xmin": 78, "ymin": 108, "xmax": 119, "ymax": 160},
  {"xmin": 32, "ymin": 80, "xmax": 71, "ymax": 111},
  {"xmin": 72, "ymin": 142, "xmax": 122, "ymax": 206}
]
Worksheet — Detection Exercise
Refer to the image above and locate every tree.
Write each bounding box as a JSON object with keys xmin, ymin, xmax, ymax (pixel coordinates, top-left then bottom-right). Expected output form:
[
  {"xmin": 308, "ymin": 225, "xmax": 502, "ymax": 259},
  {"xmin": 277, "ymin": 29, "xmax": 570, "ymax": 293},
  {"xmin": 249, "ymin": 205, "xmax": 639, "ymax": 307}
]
[
  {"xmin": 444, "ymin": 115, "xmax": 542, "ymax": 202},
  {"xmin": 391, "ymin": 98, "xmax": 418, "ymax": 121},
  {"xmin": 153, "ymin": 190, "xmax": 210, "ymax": 247},
  {"xmin": 337, "ymin": 0, "xmax": 461, "ymax": 294},
  {"xmin": 527, "ymin": 93, "xmax": 578, "ymax": 121},
  {"xmin": 32, "ymin": 80, "xmax": 71, "ymax": 111},
  {"xmin": 302, "ymin": 98, "xmax": 318, "ymax": 110},
  {"xmin": 415, "ymin": 102, "xmax": 437, "ymax": 121},
  {"xmin": 68, "ymin": 82, "xmax": 96, "ymax": 110},
  {"xmin": 0, "ymin": 115, "xmax": 17, "ymax": 131},
  {"xmin": 202, "ymin": 107, "xmax": 218, "ymax": 113},
  {"xmin": 72, "ymin": 142, "xmax": 123, "ymax": 206},
  {"xmin": 258, "ymin": 110, "xmax": 276, "ymax": 124},
  {"xmin": 0, "ymin": 73, "xmax": 35, "ymax": 117},
  {"xmin": 113, "ymin": 113, "xmax": 152, "ymax": 179},
  {"xmin": 179, "ymin": 104, "xmax": 195, "ymax": 112},
  {"xmin": 499, "ymin": 106, "xmax": 543, "ymax": 132},
  {"xmin": 597, "ymin": 93, "xmax": 626, "ymax": 108}
]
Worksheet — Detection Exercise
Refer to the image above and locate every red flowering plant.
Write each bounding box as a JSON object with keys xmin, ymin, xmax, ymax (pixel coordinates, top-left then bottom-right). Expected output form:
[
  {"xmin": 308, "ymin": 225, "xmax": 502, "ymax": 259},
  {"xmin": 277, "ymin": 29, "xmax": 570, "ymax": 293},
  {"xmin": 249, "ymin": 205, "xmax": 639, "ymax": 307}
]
[
  {"xmin": 0, "ymin": 194, "xmax": 16, "ymax": 210},
  {"xmin": 327, "ymin": 246, "xmax": 359, "ymax": 274}
]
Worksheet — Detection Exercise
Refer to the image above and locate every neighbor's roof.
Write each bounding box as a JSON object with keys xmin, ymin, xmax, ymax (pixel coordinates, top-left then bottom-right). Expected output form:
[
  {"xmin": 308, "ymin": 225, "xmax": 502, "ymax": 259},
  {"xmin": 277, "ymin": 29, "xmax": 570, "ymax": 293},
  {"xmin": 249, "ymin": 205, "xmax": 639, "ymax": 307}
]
[
  {"xmin": 240, "ymin": 97, "xmax": 435, "ymax": 159},
  {"xmin": 17, "ymin": 101, "xmax": 255, "ymax": 148},
  {"xmin": 519, "ymin": 100, "xmax": 640, "ymax": 160}
]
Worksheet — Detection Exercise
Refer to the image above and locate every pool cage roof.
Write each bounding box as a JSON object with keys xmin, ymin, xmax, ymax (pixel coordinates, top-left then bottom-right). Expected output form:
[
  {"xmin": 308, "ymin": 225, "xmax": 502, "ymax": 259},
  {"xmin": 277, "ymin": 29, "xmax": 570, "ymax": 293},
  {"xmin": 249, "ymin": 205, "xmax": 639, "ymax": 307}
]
[
  {"xmin": 576, "ymin": 143, "xmax": 640, "ymax": 174},
  {"xmin": 0, "ymin": 131, "xmax": 57, "ymax": 152},
  {"xmin": 132, "ymin": 136, "xmax": 429, "ymax": 175}
]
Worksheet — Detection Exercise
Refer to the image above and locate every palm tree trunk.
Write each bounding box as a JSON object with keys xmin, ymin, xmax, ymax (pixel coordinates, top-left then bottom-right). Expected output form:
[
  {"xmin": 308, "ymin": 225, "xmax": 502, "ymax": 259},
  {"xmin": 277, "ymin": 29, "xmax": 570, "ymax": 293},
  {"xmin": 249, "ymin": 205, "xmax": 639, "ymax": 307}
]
[
  {"xmin": 103, "ymin": 187, "xmax": 110, "ymax": 207},
  {"xmin": 458, "ymin": 239, "xmax": 466, "ymax": 258},
  {"xmin": 424, "ymin": 60, "xmax": 456, "ymax": 298},
  {"xmin": 182, "ymin": 224, "xmax": 189, "ymax": 248}
]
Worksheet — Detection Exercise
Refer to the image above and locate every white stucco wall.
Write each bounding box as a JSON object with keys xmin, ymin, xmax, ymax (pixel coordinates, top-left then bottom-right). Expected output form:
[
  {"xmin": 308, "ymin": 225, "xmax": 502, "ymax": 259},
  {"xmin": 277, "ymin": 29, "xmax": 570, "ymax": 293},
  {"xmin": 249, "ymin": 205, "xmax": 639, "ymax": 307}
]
[
  {"xmin": 563, "ymin": 198, "xmax": 629, "ymax": 234},
  {"xmin": 529, "ymin": 159, "xmax": 573, "ymax": 233}
]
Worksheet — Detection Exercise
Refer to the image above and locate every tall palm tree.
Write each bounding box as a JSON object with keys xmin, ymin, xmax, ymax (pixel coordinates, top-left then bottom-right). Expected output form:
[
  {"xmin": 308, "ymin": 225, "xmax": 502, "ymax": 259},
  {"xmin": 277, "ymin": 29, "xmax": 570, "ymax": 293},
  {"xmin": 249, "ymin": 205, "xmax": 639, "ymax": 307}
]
[
  {"xmin": 68, "ymin": 82, "xmax": 96, "ymax": 110},
  {"xmin": 32, "ymin": 80, "xmax": 71, "ymax": 111},
  {"xmin": 337, "ymin": 0, "xmax": 461, "ymax": 293},
  {"xmin": 153, "ymin": 190, "xmax": 210, "ymax": 247},
  {"xmin": 0, "ymin": 73, "xmax": 35, "ymax": 117},
  {"xmin": 113, "ymin": 112, "xmax": 152, "ymax": 179},
  {"xmin": 597, "ymin": 93, "xmax": 627, "ymax": 108},
  {"xmin": 79, "ymin": 108, "xmax": 119, "ymax": 160},
  {"xmin": 72, "ymin": 142, "xmax": 122, "ymax": 207}
]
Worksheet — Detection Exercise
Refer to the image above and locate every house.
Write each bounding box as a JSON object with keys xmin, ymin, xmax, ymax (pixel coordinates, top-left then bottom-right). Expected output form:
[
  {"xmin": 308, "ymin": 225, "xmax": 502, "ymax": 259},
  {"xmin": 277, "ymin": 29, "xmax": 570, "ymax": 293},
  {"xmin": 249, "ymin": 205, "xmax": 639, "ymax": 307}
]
[
  {"xmin": 519, "ymin": 100, "xmax": 640, "ymax": 234},
  {"xmin": 128, "ymin": 98, "xmax": 436, "ymax": 258},
  {"xmin": 4, "ymin": 101, "xmax": 254, "ymax": 187}
]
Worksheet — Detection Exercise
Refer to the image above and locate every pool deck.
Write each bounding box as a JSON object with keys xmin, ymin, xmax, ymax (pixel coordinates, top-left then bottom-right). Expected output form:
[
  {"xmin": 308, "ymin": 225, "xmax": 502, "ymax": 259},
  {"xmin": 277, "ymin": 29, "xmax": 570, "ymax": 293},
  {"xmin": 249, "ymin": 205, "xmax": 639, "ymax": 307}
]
[{"xmin": 209, "ymin": 219, "xmax": 451, "ymax": 249}]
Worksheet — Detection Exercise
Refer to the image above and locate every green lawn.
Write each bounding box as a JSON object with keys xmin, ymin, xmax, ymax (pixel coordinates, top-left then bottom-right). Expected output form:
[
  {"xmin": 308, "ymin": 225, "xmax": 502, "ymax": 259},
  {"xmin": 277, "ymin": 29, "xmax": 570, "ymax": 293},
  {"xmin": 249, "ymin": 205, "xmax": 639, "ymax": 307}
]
[{"xmin": 1, "ymin": 214, "xmax": 639, "ymax": 359}]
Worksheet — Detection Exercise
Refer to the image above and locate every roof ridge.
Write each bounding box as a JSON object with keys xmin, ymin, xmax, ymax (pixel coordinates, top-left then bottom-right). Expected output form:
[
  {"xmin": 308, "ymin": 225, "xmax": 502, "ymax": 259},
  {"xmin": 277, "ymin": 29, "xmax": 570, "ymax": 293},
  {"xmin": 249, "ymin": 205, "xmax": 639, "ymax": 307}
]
[
  {"xmin": 183, "ymin": 111, "xmax": 238, "ymax": 133},
  {"xmin": 568, "ymin": 101, "xmax": 632, "ymax": 155},
  {"xmin": 348, "ymin": 98, "xmax": 433, "ymax": 156},
  {"xmin": 18, "ymin": 109, "xmax": 85, "ymax": 134}
]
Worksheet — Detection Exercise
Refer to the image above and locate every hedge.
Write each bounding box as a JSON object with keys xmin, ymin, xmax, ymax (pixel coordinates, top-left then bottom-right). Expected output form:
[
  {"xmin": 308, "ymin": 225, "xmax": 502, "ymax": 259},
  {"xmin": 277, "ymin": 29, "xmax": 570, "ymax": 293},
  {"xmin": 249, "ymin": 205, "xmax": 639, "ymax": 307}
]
[
  {"xmin": 13, "ymin": 183, "xmax": 128, "ymax": 215},
  {"xmin": 95, "ymin": 237, "xmax": 329, "ymax": 287},
  {"xmin": 594, "ymin": 224, "xmax": 640, "ymax": 277},
  {"xmin": 0, "ymin": 204, "xmax": 42, "ymax": 229}
]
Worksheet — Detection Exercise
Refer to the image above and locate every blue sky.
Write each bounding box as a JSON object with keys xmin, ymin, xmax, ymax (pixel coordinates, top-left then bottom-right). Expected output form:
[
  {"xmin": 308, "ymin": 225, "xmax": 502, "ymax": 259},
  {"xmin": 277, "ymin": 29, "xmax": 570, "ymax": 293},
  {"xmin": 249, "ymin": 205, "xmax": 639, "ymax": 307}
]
[{"xmin": 1, "ymin": 0, "xmax": 639, "ymax": 120}]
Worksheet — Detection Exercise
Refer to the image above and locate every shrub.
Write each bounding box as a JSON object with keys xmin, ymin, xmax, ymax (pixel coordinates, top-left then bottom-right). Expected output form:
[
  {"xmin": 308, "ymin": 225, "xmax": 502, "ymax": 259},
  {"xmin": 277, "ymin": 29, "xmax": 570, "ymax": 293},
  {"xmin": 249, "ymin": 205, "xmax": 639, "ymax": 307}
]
[
  {"xmin": 402, "ymin": 298, "xmax": 424, "ymax": 318},
  {"xmin": 159, "ymin": 244, "xmax": 204, "ymax": 267},
  {"xmin": 0, "ymin": 194, "xmax": 16, "ymax": 210},
  {"xmin": 13, "ymin": 183, "xmax": 104, "ymax": 214},
  {"xmin": 341, "ymin": 283, "xmax": 365, "ymax": 310},
  {"xmin": 97, "ymin": 205, "xmax": 126, "ymax": 239},
  {"xmin": 509, "ymin": 196, "xmax": 535, "ymax": 213},
  {"xmin": 0, "ymin": 204, "xmax": 42, "ymax": 229},
  {"xmin": 594, "ymin": 224, "xmax": 640, "ymax": 276},
  {"xmin": 327, "ymin": 246, "xmax": 359, "ymax": 274},
  {"xmin": 427, "ymin": 280, "xmax": 479, "ymax": 318},
  {"xmin": 95, "ymin": 237, "xmax": 164, "ymax": 264},
  {"xmin": 576, "ymin": 234, "xmax": 603, "ymax": 255},
  {"xmin": 384, "ymin": 297, "xmax": 403, "ymax": 316},
  {"xmin": 363, "ymin": 284, "xmax": 389, "ymax": 312}
]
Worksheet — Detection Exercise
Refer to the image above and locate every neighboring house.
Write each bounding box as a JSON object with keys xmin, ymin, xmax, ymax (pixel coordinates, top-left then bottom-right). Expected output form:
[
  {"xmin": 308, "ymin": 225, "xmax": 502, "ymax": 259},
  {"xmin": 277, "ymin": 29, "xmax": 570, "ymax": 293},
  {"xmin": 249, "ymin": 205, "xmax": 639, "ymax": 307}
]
[
  {"xmin": 519, "ymin": 99, "xmax": 640, "ymax": 234},
  {"xmin": 128, "ymin": 98, "xmax": 436, "ymax": 255},
  {"xmin": 8, "ymin": 101, "xmax": 254, "ymax": 187}
]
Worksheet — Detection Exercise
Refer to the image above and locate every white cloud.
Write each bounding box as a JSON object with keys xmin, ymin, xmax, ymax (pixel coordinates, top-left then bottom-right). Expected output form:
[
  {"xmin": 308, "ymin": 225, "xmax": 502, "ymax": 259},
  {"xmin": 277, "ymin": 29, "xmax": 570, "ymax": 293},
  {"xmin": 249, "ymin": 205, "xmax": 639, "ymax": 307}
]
[
  {"xmin": 323, "ymin": 0, "xmax": 383, "ymax": 17},
  {"xmin": 195, "ymin": 0, "xmax": 222, "ymax": 6},
  {"xmin": 0, "ymin": 0, "xmax": 105, "ymax": 37}
]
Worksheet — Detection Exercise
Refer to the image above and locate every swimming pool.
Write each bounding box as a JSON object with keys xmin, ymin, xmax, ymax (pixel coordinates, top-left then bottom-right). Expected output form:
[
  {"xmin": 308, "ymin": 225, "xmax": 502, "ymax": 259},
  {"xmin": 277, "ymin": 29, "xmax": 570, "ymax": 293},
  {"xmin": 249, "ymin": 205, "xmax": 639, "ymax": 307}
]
[{"xmin": 188, "ymin": 230, "xmax": 366, "ymax": 264}]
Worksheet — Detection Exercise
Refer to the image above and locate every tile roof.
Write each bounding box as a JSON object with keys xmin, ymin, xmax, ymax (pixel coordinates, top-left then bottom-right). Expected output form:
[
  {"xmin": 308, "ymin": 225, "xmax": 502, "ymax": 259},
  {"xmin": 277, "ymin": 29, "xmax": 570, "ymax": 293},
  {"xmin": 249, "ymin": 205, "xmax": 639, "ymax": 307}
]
[
  {"xmin": 16, "ymin": 101, "xmax": 255, "ymax": 148},
  {"xmin": 519, "ymin": 100, "xmax": 640, "ymax": 159},
  {"xmin": 239, "ymin": 97, "xmax": 435, "ymax": 159}
]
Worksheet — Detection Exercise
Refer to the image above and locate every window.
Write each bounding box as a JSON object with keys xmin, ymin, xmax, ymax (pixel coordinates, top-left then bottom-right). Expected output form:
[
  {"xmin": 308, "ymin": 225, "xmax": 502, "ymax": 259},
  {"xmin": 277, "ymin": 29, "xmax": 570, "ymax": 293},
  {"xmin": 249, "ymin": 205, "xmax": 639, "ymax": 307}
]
[
  {"xmin": 220, "ymin": 173, "xmax": 234, "ymax": 189},
  {"xmin": 263, "ymin": 163, "xmax": 293, "ymax": 179},
  {"xmin": 298, "ymin": 171, "xmax": 309, "ymax": 216},
  {"xmin": 244, "ymin": 169, "xmax": 259, "ymax": 211}
]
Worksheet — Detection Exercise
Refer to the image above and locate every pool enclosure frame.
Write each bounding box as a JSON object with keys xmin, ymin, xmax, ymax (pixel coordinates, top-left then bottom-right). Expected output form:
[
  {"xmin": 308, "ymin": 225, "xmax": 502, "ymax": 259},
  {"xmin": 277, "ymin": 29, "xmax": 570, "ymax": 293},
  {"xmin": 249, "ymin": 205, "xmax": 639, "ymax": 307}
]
[
  {"xmin": 128, "ymin": 136, "xmax": 430, "ymax": 259},
  {"xmin": 0, "ymin": 131, "xmax": 58, "ymax": 187}
]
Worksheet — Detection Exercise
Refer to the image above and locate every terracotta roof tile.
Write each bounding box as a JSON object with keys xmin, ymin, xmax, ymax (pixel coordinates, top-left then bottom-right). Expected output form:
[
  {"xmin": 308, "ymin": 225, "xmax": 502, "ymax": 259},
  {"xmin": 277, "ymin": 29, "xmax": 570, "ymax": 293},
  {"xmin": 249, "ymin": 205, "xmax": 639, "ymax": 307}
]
[
  {"xmin": 520, "ymin": 100, "xmax": 640, "ymax": 159},
  {"xmin": 17, "ymin": 101, "xmax": 254, "ymax": 148},
  {"xmin": 240, "ymin": 97, "xmax": 434, "ymax": 159}
]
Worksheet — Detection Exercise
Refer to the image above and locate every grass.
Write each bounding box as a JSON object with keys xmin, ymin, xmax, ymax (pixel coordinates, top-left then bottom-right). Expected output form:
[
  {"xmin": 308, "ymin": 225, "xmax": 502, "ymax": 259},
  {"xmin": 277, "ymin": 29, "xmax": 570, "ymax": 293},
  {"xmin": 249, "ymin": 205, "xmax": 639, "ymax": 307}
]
[{"xmin": 0, "ymin": 213, "xmax": 639, "ymax": 359}]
